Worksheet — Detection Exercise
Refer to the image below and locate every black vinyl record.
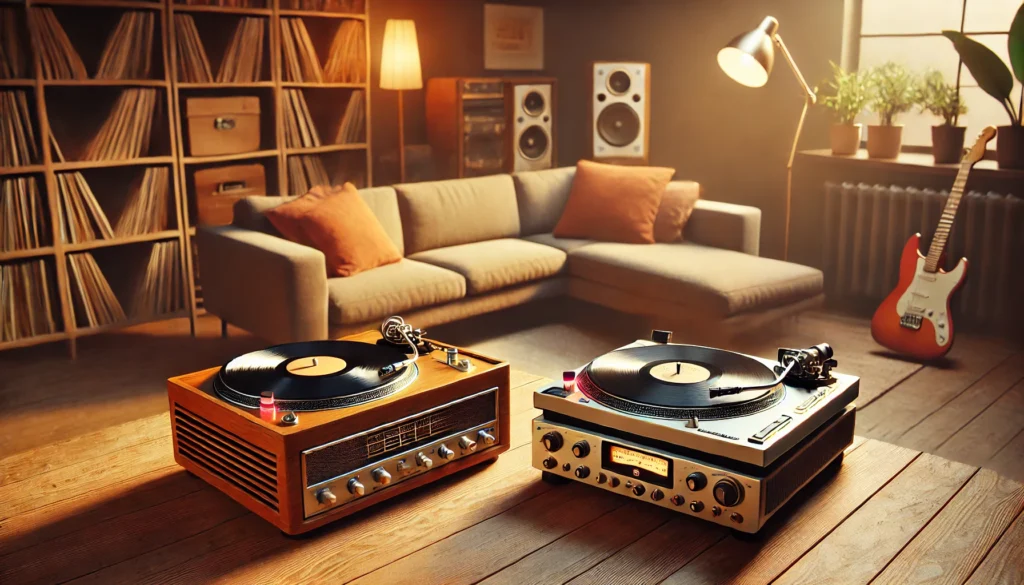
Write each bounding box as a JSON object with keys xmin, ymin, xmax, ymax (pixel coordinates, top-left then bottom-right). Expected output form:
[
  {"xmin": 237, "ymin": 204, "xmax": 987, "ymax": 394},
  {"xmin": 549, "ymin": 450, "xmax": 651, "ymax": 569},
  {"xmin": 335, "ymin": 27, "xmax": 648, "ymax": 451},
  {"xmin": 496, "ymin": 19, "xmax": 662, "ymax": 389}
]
[
  {"xmin": 580, "ymin": 345, "xmax": 783, "ymax": 420},
  {"xmin": 214, "ymin": 340, "xmax": 418, "ymax": 411}
]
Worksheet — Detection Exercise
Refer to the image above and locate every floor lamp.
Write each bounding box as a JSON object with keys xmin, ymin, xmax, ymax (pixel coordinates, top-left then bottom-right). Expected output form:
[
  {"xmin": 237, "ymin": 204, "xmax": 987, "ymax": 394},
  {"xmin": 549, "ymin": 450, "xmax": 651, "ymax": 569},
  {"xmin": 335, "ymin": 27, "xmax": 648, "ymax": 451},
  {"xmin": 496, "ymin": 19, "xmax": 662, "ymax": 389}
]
[
  {"xmin": 380, "ymin": 19, "xmax": 423, "ymax": 184},
  {"xmin": 717, "ymin": 16, "xmax": 816, "ymax": 261}
]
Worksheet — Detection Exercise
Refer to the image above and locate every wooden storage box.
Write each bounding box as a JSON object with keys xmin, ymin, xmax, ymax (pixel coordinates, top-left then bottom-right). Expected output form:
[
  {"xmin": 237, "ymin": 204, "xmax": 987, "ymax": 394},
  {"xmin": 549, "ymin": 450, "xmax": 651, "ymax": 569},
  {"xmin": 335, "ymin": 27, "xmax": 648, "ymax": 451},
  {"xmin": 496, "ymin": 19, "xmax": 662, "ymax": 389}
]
[
  {"xmin": 186, "ymin": 97, "xmax": 261, "ymax": 157},
  {"xmin": 194, "ymin": 163, "xmax": 266, "ymax": 226}
]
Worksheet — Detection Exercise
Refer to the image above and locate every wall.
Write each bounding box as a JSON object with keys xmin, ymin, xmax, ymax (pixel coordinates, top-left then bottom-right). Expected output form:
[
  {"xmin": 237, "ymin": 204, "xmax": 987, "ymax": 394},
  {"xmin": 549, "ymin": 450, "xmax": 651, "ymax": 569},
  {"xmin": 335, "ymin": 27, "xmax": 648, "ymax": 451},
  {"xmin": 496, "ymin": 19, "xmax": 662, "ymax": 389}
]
[{"xmin": 369, "ymin": 0, "xmax": 845, "ymax": 258}]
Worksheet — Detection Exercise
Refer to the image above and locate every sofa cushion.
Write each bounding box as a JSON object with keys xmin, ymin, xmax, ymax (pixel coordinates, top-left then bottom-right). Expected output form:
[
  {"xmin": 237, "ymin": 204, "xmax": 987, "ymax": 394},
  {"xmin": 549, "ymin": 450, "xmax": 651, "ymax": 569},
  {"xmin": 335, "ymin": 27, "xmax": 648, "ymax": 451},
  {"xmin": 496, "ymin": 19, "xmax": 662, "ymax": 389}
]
[
  {"xmin": 654, "ymin": 181, "xmax": 701, "ymax": 243},
  {"xmin": 568, "ymin": 242, "xmax": 823, "ymax": 317},
  {"xmin": 234, "ymin": 187, "xmax": 406, "ymax": 255},
  {"xmin": 513, "ymin": 167, "xmax": 576, "ymax": 235},
  {"xmin": 523, "ymin": 232, "xmax": 595, "ymax": 254},
  {"xmin": 395, "ymin": 174, "xmax": 521, "ymax": 254},
  {"xmin": 326, "ymin": 259, "xmax": 465, "ymax": 325},
  {"xmin": 409, "ymin": 238, "xmax": 567, "ymax": 295}
]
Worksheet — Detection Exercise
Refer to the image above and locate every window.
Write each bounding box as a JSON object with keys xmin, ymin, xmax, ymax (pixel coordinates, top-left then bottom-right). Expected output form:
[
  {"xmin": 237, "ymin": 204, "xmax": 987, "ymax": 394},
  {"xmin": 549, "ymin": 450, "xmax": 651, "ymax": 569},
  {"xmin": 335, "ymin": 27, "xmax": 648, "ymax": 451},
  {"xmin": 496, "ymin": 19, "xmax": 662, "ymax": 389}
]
[{"xmin": 854, "ymin": 0, "xmax": 1021, "ymax": 147}]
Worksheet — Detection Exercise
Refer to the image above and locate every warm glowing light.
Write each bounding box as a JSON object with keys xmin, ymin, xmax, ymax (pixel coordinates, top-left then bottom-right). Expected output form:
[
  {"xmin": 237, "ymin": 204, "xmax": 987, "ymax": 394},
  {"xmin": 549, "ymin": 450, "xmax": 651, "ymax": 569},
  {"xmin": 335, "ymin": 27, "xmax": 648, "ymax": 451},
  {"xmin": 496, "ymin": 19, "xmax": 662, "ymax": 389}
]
[
  {"xmin": 380, "ymin": 19, "xmax": 423, "ymax": 90},
  {"xmin": 717, "ymin": 47, "xmax": 769, "ymax": 88},
  {"xmin": 562, "ymin": 370, "xmax": 576, "ymax": 392}
]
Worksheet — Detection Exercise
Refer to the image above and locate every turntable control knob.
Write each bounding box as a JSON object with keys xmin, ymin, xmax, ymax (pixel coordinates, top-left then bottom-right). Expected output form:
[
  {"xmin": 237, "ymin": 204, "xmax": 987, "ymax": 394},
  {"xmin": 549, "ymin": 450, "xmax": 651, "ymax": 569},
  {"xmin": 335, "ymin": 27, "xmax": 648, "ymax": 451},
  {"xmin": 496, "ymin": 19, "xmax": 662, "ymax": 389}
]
[
  {"xmin": 631, "ymin": 484, "xmax": 646, "ymax": 497},
  {"xmin": 609, "ymin": 477, "xmax": 621, "ymax": 488},
  {"xmin": 478, "ymin": 430, "xmax": 497, "ymax": 445},
  {"xmin": 713, "ymin": 478, "xmax": 744, "ymax": 507},
  {"xmin": 689, "ymin": 500, "xmax": 704, "ymax": 513},
  {"xmin": 574, "ymin": 465, "xmax": 591, "ymax": 479},
  {"xmin": 372, "ymin": 467, "xmax": 392, "ymax": 486},
  {"xmin": 670, "ymin": 494, "xmax": 685, "ymax": 507},
  {"xmin": 396, "ymin": 459, "xmax": 413, "ymax": 475},
  {"xmin": 459, "ymin": 435, "xmax": 478, "ymax": 452},
  {"xmin": 542, "ymin": 457, "xmax": 558, "ymax": 469},
  {"xmin": 347, "ymin": 478, "xmax": 365, "ymax": 497},
  {"xmin": 571, "ymin": 440, "xmax": 591, "ymax": 458},
  {"xmin": 316, "ymin": 487, "xmax": 337, "ymax": 505},
  {"xmin": 416, "ymin": 452, "xmax": 434, "ymax": 469},
  {"xmin": 541, "ymin": 431, "xmax": 564, "ymax": 452},
  {"xmin": 686, "ymin": 472, "xmax": 707, "ymax": 491},
  {"xmin": 651, "ymin": 488, "xmax": 665, "ymax": 502},
  {"xmin": 596, "ymin": 472, "xmax": 608, "ymax": 484},
  {"xmin": 438, "ymin": 444, "xmax": 456, "ymax": 460}
]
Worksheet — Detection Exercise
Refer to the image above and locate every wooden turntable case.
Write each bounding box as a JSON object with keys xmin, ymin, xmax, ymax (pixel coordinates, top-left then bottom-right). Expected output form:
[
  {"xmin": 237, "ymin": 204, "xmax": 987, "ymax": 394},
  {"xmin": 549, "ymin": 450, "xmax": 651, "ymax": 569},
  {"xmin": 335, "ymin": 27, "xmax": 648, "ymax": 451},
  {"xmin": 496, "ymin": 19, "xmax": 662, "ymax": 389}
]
[{"xmin": 166, "ymin": 331, "xmax": 511, "ymax": 534}]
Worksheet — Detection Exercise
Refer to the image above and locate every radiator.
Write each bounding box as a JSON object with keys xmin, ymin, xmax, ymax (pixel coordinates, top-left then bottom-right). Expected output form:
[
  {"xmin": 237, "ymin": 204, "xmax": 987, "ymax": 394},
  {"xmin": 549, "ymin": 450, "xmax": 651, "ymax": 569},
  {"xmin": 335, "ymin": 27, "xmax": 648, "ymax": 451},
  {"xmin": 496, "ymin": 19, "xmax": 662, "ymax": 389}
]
[{"xmin": 823, "ymin": 182, "xmax": 1024, "ymax": 330}]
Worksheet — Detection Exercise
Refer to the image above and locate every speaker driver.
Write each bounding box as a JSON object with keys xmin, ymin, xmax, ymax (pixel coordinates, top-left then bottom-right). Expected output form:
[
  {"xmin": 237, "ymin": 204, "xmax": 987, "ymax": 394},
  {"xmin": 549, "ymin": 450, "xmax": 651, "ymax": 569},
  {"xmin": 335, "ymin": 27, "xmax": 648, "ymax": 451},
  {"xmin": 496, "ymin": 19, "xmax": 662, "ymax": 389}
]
[
  {"xmin": 523, "ymin": 91, "xmax": 545, "ymax": 116},
  {"xmin": 597, "ymin": 103, "xmax": 640, "ymax": 147},
  {"xmin": 607, "ymin": 70, "xmax": 632, "ymax": 95},
  {"xmin": 518, "ymin": 125, "xmax": 550, "ymax": 160}
]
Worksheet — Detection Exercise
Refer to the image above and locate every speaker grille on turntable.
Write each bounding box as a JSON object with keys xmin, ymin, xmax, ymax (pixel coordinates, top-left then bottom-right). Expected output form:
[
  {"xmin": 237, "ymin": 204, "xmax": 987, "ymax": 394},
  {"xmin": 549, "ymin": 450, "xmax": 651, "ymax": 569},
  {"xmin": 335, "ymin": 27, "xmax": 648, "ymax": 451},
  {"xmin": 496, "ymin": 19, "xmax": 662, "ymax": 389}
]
[{"xmin": 597, "ymin": 103, "xmax": 641, "ymax": 147}]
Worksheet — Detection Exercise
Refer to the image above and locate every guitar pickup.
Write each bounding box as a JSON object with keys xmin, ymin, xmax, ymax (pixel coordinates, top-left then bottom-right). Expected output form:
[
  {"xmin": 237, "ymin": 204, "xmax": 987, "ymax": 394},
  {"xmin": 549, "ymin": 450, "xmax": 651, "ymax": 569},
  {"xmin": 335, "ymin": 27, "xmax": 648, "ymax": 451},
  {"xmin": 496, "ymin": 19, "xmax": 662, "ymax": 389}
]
[{"xmin": 899, "ymin": 314, "xmax": 923, "ymax": 330}]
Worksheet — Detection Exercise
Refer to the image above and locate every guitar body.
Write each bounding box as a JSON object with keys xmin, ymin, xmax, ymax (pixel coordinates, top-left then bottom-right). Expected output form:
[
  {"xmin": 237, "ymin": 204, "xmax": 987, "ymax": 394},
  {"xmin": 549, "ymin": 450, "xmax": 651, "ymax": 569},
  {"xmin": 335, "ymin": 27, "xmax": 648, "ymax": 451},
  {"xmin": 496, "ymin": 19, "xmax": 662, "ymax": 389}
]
[{"xmin": 871, "ymin": 233, "xmax": 967, "ymax": 360}]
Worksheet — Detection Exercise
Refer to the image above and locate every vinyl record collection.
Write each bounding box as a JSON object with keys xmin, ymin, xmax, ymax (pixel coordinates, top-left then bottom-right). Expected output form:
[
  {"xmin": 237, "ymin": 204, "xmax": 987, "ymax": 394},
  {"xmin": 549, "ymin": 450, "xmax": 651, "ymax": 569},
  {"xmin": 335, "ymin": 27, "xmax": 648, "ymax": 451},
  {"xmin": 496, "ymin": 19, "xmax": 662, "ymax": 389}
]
[
  {"xmin": 335, "ymin": 90, "xmax": 365, "ymax": 144},
  {"xmin": 82, "ymin": 88, "xmax": 158, "ymax": 161},
  {"xmin": 174, "ymin": 0, "xmax": 265, "ymax": 7},
  {"xmin": 131, "ymin": 240, "xmax": 183, "ymax": 318},
  {"xmin": 280, "ymin": 0, "xmax": 365, "ymax": 11},
  {"xmin": 0, "ymin": 7, "xmax": 28, "ymax": 79},
  {"xmin": 1, "ymin": 177, "xmax": 49, "ymax": 252},
  {"xmin": 56, "ymin": 172, "xmax": 114, "ymax": 244},
  {"xmin": 287, "ymin": 154, "xmax": 330, "ymax": 194},
  {"xmin": 95, "ymin": 11, "xmax": 155, "ymax": 80},
  {"xmin": 115, "ymin": 167, "xmax": 171, "ymax": 237},
  {"xmin": 0, "ymin": 90, "xmax": 39, "ymax": 167},
  {"xmin": 283, "ymin": 89, "xmax": 321, "ymax": 148},
  {"xmin": 66, "ymin": 252, "xmax": 127, "ymax": 328},
  {"xmin": 1, "ymin": 259, "xmax": 58, "ymax": 342},
  {"xmin": 217, "ymin": 17, "xmax": 265, "ymax": 83},
  {"xmin": 173, "ymin": 14, "xmax": 213, "ymax": 83},
  {"xmin": 31, "ymin": 8, "xmax": 88, "ymax": 80},
  {"xmin": 280, "ymin": 18, "xmax": 323, "ymax": 83},
  {"xmin": 323, "ymin": 20, "xmax": 365, "ymax": 83}
]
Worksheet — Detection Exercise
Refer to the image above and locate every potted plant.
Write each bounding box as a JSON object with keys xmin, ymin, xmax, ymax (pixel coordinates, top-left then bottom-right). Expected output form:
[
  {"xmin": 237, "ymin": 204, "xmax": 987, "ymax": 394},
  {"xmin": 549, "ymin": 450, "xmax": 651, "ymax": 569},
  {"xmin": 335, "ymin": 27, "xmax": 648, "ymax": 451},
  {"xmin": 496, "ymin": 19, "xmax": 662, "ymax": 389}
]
[
  {"xmin": 865, "ymin": 61, "xmax": 916, "ymax": 159},
  {"xmin": 915, "ymin": 70, "xmax": 968, "ymax": 163},
  {"xmin": 943, "ymin": 3, "xmax": 1024, "ymax": 169},
  {"xmin": 819, "ymin": 61, "xmax": 871, "ymax": 155}
]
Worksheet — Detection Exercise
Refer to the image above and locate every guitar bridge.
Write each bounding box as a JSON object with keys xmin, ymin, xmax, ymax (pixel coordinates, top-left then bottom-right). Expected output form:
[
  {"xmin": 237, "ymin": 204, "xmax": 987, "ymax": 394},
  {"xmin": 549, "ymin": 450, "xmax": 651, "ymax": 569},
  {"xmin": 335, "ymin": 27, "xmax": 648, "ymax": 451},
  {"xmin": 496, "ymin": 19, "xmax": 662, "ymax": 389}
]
[{"xmin": 900, "ymin": 314, "xmax": 923, "ymax": 330}]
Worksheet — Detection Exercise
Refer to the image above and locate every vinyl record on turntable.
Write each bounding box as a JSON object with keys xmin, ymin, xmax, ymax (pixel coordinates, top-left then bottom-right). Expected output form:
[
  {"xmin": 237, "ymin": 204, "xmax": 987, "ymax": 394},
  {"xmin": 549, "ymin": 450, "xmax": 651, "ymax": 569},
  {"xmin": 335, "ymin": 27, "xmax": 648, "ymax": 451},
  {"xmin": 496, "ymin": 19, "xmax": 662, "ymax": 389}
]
[
  {"xmin": 214, "ymin": 341, "xmax": 418, "ymax": 411},
  {"xmin": 579, "ymin": 345, "xmax": 785, "ymax": 420}
]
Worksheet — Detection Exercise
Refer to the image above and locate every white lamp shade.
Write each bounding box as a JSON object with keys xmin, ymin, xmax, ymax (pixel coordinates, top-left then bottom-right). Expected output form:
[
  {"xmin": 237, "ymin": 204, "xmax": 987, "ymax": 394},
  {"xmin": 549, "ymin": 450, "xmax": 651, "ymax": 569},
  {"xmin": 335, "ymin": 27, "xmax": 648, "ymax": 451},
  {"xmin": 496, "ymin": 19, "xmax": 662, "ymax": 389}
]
[
  {"xmin": 380, "ymin": 19, "xmax": 423, "ymax": 90},
  {"xmin": 717, "ymin": 47, "xmax": 769, "ymax": 88}
]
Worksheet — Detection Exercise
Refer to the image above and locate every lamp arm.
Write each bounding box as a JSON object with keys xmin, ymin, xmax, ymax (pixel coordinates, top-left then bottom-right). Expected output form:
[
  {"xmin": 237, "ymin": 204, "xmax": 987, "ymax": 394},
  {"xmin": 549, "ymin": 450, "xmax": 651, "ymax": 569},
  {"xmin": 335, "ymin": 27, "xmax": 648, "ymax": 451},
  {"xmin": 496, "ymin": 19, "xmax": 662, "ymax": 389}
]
[{"xmin": 772, "ymin": 34, "xmax": 817, "ymax": 104}]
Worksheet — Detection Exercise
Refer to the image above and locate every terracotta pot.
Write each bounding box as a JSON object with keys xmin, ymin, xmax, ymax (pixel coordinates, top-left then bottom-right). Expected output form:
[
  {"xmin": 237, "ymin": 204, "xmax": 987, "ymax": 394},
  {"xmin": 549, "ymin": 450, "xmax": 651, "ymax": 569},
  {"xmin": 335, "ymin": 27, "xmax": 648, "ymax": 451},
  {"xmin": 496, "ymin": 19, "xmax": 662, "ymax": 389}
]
[
  {"xmin": 931, "ymin": 125, "xmax": 966, "ymax": 164},
  {"xmin": 830, "ymin": 123, "xmax": 861, "ymax": 155},
  {"xmin": 867, "ymin": 125, "xmax": 903, "ymax": 159},
  {"xmin": 996, "ymin": 125, "xmax": 1024, "ymax": 170}
]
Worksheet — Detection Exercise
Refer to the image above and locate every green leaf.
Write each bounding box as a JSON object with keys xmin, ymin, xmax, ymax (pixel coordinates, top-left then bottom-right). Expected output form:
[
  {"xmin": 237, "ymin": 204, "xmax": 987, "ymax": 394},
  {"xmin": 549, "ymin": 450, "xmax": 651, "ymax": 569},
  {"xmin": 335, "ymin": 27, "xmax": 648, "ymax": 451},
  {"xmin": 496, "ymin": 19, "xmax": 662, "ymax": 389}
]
[
  {"xmin": 942, "ymin": 30, "xmax": 1014, "ymax": 102},
  {"xmin": 1010, "ymin": 3, "xmax": 1024, "ymax": 84}
]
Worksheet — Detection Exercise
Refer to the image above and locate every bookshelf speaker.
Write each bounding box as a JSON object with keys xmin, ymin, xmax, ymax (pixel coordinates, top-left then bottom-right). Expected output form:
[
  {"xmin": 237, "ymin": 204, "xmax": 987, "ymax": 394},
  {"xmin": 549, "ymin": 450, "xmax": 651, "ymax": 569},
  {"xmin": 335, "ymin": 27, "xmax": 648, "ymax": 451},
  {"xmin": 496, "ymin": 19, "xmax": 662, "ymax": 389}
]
[
  {"xmin": 590, "ymin": 62, "xmax": 650, "ymax": 164},
  {"xmin": 506, "ymin": 82, "xmax": 555, "ymax": 172}
]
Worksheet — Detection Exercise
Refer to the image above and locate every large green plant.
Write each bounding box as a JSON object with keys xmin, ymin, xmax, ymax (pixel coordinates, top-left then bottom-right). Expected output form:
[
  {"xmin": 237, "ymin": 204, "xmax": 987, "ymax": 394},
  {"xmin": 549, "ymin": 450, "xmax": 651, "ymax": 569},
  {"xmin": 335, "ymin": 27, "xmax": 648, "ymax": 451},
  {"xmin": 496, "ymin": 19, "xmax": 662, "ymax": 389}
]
[
  {"xmin": 867, "ymin": 61, "xmax": 916, "ymax": 126},
  {"xmin": 942, "ymin": 3, "xmax": 1024, "ymax": 125},
  {"xmin": 819, "ymin": 61, "xmax": 872, "ymax": 124},
  {"xmin": 914, "ymin": 70, "xmax": 967, "ymax": 126}
]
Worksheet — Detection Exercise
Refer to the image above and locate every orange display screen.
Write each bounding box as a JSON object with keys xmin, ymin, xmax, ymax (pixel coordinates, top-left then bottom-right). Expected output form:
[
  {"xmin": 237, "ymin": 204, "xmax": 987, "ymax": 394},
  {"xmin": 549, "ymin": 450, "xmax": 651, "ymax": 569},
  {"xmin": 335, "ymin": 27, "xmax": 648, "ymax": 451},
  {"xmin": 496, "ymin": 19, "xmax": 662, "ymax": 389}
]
[{"xmin": 608, "ymin": 445, "xmax": 669, "ymax": 477}]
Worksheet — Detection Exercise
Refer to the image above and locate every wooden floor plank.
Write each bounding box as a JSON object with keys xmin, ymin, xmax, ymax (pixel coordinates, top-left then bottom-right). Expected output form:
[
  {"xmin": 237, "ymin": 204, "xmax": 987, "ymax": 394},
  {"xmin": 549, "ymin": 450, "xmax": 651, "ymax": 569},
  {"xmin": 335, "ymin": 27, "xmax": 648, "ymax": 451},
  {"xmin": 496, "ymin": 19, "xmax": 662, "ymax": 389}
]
[
  {"xmin": 965, "ymin": 510, "xmax": 1024, "ymax": 585},
  {"xmin": 477, "ymin": 501, "xmax": 671, "ymax": 585},
  {"xmin": 856, "ymin": 337, "xmax": 1013, "ymax": 442},
  {"xmin": 773, "ymin": 453, "xmax": 976, "ymax": 585},
  {"xmin": 986, "ymin": 429, "xmax": 1024, "ymax": 485},
  {"xmin": 0, "ymin": 414, "xmax": 168, "ymax": 487},
  {"xmin": 936, "ymin": 380, "xmax": 1024, "ymax": 468},
  {"xmin": 897, "ymin": 353, "xmax": 1024, "ymax": 454},
  {"xmin": 872, "ymin": 468, "xmax": 1024, "ymax": 585},
  {"xmin": 348, "ymin": 484, "xmax": 626, "ymax": 585},
  {"xmin": 660, "ymin": 440, "xmax": 919, "ymax": 585}
]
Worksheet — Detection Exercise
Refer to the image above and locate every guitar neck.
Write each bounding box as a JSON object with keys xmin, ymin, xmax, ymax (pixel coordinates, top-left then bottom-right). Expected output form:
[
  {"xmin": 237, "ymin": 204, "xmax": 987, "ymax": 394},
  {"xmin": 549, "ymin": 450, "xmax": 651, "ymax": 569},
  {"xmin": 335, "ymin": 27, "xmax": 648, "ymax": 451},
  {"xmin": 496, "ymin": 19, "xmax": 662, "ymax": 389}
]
[{"xmin": 924, "ymin": 160, "xmax": 971, "ymax": 273}]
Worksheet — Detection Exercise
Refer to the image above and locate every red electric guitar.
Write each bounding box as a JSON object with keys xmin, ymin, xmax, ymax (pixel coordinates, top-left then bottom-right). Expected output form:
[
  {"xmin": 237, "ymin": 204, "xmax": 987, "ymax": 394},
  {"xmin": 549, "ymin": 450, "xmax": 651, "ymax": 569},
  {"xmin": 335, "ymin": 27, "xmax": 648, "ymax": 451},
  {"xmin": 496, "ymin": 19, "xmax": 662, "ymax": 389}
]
[{"xmin": 870, "ymin": 126, "xmax": 996, "ymax": 361}]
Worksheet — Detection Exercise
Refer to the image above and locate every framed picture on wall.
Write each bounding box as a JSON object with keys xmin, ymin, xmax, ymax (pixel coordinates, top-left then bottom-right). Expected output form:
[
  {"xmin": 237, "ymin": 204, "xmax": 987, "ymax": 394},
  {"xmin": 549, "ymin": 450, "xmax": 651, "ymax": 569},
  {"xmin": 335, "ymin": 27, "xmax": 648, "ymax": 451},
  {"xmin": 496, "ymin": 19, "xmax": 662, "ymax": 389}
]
[{"xmin": 483, "ymin": 4, "xmax": 544, "ymax": 70}]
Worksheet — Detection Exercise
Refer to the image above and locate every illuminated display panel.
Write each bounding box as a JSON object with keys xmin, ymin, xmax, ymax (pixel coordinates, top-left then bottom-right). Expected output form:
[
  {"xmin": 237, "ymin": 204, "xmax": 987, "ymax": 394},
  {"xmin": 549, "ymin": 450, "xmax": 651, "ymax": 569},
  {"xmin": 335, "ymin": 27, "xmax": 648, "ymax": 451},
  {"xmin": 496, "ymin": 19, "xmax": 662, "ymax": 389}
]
[{"xmin": 609, "ymin": 445, "xmax": 669, "ymax": 477}]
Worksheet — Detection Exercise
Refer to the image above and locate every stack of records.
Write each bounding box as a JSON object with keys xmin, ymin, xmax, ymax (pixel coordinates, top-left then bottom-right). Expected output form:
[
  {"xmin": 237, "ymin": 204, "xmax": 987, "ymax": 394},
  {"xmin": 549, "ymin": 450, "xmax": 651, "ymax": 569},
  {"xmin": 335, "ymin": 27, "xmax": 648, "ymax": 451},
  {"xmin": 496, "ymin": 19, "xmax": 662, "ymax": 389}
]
[
  {"xmin": 0, "ymin": 90, "xmax": 39, "ymax": 167},
  {"xmin": 0, "ymin": 7, "xmax": 28, "ymax": 79},
  {"xmin": 1, "ymin": 259, "xmax": 58, "ymax": 341},
  {"xmin": 217, "ymin": 17, "xmax": 265, "ymax": 83},
  {"xmin": 323, "ymin": 20, "xmax": 365, "ymax": 83},
  {"xmin": 31, "ymin": 8, "xmax": 87, "ymax": 80},
  {"xmin": 287, "ymin": 155, "xmax": 330, "ymax": 195},
  {"xmin": 56, "ymin": 172, "xmax": 114, "ymax": 243},
  {"xmin": 115, "ymin": 167, "xmax": 170, "ymax": 237},
  {"xmin": 131, "ymin": 240, "xmax": 183, "ymax": 318},
  {"xmin": 67, "ymin": 252, "xmax": 127, "ymax": 328},
  {"xmin": 95, "ymin": 11, "xmax": 155, "ymax": 80},
  {"xmin": 280, "ymin": 0, "xmax": 365, "ymax": 11},
  {"xmin": 334, "ymin": 90, "xmax": 364, "ymax": 144},
  {"xmin": 175, "ymin": 0, "xmax": 264, "ymax": 7},
  {"xmin": 82, "ymin": 88, "xmax": 158, "ymax": 161},
  {"xmin": 283, "ymin": 89, "xmax": 321, "ymax": 148},
  {"xmin": 173, "ymin": 14, "xmax": 213, "ymax": 83},
  {"xmin": 280, "ymin": 18, "xmax": 323, "ymax": 83},
  {"xmin": 1, "ymin": 177, "xmax": 49, "ymax": 252}
]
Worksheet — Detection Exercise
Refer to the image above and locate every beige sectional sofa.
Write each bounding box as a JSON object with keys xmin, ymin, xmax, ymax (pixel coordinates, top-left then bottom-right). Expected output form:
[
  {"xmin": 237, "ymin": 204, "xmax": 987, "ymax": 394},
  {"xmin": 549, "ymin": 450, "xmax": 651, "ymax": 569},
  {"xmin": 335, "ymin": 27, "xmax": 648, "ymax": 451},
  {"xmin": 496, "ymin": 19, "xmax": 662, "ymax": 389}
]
[{"xmin": 197, "ymin": 167, "xmax": 824, "ymax": 344}]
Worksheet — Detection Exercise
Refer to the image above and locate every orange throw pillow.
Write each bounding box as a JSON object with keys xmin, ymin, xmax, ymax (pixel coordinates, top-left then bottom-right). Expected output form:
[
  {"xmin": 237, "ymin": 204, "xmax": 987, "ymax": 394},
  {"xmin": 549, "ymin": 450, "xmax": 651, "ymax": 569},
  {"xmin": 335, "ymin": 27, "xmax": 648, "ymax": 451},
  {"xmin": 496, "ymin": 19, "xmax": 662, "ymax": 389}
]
[
  {"xmin": 264, "ymin": 183, "xmax": 402, "ymax": 277},
  {"xmin": 654, "ymin": 180, "xmax": 702, "ymax": 243},
  {"xmin": 553, "ymin": 160, "xmax": 675, "ymax": 244}
]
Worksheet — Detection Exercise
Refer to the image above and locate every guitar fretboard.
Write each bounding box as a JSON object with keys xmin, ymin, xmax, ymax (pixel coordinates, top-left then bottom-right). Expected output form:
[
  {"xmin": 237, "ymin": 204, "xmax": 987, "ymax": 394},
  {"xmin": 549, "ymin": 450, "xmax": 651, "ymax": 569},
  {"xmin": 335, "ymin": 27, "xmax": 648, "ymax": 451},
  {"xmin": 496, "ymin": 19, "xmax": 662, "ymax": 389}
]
[{"xmin": 924, "ymin": 160, "xmax": 971, "ymax": 273}]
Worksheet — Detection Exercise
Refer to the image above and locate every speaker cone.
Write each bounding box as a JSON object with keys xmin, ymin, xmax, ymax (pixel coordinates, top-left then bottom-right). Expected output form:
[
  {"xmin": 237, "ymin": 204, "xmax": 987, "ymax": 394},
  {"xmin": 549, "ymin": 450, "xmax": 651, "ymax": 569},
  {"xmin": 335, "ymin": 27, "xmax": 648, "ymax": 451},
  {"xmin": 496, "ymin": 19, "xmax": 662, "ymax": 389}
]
[
  {"xmin": 518, "ymin": 125, "xmax": 549, "ymax": 160},
  {"xmin": 523, "ymin": 90, "xmax": 545, "ymax": 116},
  {"xmin": 607, "ymin": 70, "xmax": 632, "ymax": 95},
  {"xmin": 597, "ymin": 103, "xmax": 640, "ymax": 147}
]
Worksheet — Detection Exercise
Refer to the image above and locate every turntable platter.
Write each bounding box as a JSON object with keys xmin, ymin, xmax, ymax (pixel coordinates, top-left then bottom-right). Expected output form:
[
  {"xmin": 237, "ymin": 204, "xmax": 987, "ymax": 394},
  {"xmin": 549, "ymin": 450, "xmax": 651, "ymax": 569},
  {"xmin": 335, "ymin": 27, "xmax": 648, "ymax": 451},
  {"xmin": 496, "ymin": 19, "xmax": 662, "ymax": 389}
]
[
  {"xmin": 579, "ymin": 345, "xmax": 785, "ymax": 420},
  {"xmin": 214, "ymin": 340, "xmax": 418, "ymax": 411}
]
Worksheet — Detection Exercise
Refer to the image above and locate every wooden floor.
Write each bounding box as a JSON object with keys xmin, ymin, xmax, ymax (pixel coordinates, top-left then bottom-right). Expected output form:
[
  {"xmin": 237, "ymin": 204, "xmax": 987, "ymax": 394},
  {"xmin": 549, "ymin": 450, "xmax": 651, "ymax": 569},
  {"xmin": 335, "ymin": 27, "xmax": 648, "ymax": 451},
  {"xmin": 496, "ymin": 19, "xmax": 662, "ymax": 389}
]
[{"xmin": 1, "ymin": 304, "xmax": 1022, "ymax": 484}]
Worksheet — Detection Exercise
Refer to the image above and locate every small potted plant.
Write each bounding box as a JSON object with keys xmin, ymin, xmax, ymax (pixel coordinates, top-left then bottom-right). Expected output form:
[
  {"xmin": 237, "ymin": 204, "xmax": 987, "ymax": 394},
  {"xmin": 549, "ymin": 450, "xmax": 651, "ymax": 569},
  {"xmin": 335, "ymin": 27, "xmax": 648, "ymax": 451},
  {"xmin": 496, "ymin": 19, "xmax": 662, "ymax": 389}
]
[
  {"xmin": 819, "ymin": 61, "xmax": 871, "ymax": 155},
  {"xmin": 943, "ymin": 3, "xmax": 1024, "ymax": 169},
  {"xmin": 915, "ymin": 70, "xmax": 968, "ymax": 163},
  {"xmin": 866, "ymin": 61, "xmax": 916, "ymax": 159}
]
